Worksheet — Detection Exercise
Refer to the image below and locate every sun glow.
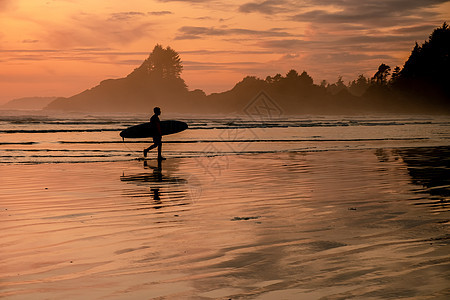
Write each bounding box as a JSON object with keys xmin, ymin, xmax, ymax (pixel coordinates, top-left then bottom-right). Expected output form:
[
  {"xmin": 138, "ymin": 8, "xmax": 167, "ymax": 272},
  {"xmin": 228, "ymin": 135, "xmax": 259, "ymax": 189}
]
[{"xmin": 0, "ymin": 0, "xmax": 448, "ymax": 103}]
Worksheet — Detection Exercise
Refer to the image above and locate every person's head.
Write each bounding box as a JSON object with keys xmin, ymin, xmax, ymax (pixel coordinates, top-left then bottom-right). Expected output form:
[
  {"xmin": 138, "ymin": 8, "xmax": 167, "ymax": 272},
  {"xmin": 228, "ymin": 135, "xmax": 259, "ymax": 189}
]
[{"xmin": 153, "ymin": 107, "xmax": 161, "ymax": 115}]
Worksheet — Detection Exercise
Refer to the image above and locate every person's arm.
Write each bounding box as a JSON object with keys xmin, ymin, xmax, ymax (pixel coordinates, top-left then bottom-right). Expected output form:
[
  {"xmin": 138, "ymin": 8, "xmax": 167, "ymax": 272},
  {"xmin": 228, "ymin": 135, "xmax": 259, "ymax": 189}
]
[{"xmin": 156, "ymin": 119, "xmax": 162, "ymax": 136}]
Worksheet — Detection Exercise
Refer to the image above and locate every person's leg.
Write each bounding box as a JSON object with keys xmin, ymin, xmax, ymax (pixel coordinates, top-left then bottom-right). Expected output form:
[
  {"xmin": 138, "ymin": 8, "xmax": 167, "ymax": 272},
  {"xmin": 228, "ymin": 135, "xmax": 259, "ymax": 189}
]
[
  {"xmin": 157, "ymin": 141, "xmax": 162, "ymax": 159},
  {"xmin": 156, "ymin": 137, "xmax": 165, "ymax": 160},
  {"xmin": 144, "ymin": 141, "xmax": 158, "ymax": 157}
]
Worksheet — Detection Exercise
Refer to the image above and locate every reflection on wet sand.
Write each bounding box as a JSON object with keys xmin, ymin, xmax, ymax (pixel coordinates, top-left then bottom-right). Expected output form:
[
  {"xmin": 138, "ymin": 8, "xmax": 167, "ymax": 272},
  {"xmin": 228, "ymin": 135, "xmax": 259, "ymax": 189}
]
[
  {"xmin": 375, "ymin": 147, "xmax": 450, "ymax": 211},
  {"xmin": 120, "ymin": 159, "xmax": 199, "ymax": 210},
  {"xmin": 1, "ymin": 148, "xmax": 448, "ymax": 299},
  {"xmin": 397, "ymin": 146, "xmax": 450, "ymax": 197}
]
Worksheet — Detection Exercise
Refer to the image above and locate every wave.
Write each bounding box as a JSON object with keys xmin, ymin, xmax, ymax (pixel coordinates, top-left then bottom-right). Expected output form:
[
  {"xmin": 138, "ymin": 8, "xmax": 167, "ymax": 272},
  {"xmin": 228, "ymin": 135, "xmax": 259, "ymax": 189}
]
[
  {"xmin": 0, "ymin": 146, "xmax": 425, "ymax": 165},
  {"xmin": 2, "ymin": 149, "xmax": 132, "ymax": 153},
  {"xmin": 1, "ymin": 117, "xmax": 445, "ymax": 131},
  {"xmin": 0, "ymin": 142, "xmax": 37, "ymax": 145},
  {"xmin": 8, "ymin": 120, "xmax": 127, "ymax": 125},
  {"xmin": 185, "ymin": 121, "xmax": 439, "ymax": 130},
  {"xmin": 58, "ymin": 137, "xmax": 430, "ymax": 144},
  {"xmin": 0, "ymin": 128, "xmax": 120, "ymax": 134},
  {"xmin": 3, "ymin": 145, "xmax": 449, "ymax": 165},
  {"xmin": 0, "ymin": 149, "xmax": 322, "ymax": 164}
]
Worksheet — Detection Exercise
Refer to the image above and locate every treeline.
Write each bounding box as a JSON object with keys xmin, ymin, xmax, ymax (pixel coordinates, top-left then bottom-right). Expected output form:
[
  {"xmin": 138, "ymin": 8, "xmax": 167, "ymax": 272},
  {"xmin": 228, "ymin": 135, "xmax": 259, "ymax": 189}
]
[
  {"xmin": 217, "ymin": 22, "xmax": 449, "ymax": 114},
  {"xmin": 46, "ymin": 23, "xmax": 449, "ymax": 114}
]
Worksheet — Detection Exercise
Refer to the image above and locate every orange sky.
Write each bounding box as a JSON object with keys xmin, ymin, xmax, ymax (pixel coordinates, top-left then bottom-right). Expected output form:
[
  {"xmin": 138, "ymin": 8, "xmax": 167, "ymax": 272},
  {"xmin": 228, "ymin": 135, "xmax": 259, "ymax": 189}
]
[{"xmin": 1, "ymin": 0, "xmax": 449, "ymax": 103}]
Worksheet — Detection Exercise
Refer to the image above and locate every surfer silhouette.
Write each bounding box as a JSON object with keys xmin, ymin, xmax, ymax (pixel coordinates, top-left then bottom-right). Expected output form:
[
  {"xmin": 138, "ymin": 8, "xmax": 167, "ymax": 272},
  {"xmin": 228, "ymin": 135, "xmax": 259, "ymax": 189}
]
[{"xmin": 144, "ymin": 107, "xmax": 165, "ymax": 160}]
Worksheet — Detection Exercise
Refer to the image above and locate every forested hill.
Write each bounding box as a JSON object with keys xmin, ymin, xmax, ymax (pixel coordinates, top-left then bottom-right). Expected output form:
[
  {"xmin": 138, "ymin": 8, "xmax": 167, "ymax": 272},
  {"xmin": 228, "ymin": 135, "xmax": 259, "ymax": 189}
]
[
  {"xmin": 45, "ymin": 24, "xmax": 449, "ymax": 114},
  {"xmin": 45, "ymin": 45, "xmax": 207, "ymax": 113}
]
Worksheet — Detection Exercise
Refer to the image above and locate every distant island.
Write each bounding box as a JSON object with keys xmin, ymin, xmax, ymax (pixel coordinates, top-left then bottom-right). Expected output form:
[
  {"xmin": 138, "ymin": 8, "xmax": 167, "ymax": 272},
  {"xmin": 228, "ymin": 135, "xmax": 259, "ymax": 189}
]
[
  {"xmin": 45, "ymin": 23, "xmax": 449, "ymax": 114},
  {"xmin": 2, "ymin": 97, "xmax": 57, "ymax": 110}
]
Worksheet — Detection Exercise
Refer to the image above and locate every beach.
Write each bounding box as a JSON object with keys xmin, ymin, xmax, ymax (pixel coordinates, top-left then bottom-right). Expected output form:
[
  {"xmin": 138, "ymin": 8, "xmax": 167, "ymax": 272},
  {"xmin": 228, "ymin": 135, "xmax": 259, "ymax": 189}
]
[
  {"xmin": 2, "ymin": 3, "xmax": 450, "ymax": 299},
  {"xmin": 1, "ymin": 147, "xmax": 449, "ymax": 299}
]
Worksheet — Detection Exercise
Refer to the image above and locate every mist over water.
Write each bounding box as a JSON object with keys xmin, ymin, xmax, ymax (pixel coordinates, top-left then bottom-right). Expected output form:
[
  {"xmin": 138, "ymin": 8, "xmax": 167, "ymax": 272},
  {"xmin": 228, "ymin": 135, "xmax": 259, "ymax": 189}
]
[{"xmin": 0, "ymin": 110, "xmax": 449, "ymax": 164}]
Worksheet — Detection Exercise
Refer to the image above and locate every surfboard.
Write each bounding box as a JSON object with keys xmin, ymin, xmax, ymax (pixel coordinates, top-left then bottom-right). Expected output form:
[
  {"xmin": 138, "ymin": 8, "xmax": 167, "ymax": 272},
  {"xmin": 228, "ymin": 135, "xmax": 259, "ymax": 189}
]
[{"xmin": 120, "ymin": 120, "xmax": 188, "ymax": 139}]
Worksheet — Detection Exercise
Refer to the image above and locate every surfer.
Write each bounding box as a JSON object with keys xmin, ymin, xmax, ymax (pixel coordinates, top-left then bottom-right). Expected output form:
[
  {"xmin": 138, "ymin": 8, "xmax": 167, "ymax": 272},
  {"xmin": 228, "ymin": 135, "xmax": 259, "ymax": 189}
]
[{"xmin": 144, "ymin": 107, "xmax": 165, "ymax": 160}]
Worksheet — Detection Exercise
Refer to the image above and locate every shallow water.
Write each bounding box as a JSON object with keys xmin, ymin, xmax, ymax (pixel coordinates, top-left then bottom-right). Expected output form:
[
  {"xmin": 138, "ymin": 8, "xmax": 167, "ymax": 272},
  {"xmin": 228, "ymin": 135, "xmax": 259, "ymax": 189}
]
[
  {"xmin": 1, "ymin": 148, "xmax": 449, "ymax": 299},
  {"xmin": 0, "ymin": 111, "xmax": 449, "ymax": 163}
]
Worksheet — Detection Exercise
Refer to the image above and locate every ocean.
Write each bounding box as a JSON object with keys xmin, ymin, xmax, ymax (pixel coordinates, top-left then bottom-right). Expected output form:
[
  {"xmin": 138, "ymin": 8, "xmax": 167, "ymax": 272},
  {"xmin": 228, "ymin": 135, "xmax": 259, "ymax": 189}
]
[
  {"xmin": 1, "ymin": 110, "xmax": 450, "ymax": 299},
  {"xmin": 1, "ymin": 110, "xmax": 449, "ymax": 164}
]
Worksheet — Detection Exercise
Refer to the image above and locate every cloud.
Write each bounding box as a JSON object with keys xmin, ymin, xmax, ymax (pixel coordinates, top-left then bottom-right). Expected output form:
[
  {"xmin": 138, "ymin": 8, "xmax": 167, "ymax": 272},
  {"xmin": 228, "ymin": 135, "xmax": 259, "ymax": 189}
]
[
  {"xmin": 109, "ymin": 11, "xmax": 146, "ymax": 21},
  {"xmin": 0, "ymin": 0, "xmax": 15, "ymax": 12},
  {"xmin": 292, "ymin": 10, "xmax": 422, "ymax": 27},
  {"xmin": 282, "ymin": 53, "xmax": 300, "ymax": 59},
  {"xmin": 22, "ymin": 39, "xmax": 39, "ymax": 43},
  {"xmin": 259, "ymin": 39, "xmax": 315, "ymax": 50},
  {"xmin": 258, "ymin": 31, "xmax": 425, "ymax": 54},
  {"xmin": 183, "ymin": 60, "xmax": 261, "ymax": 70},
  {"xmin": 239, "ymin": 0, "xmax": 290, "ymax": 14},
  {"xmin": 156, "ymin": 0, "xmax": 231, "ymax": 10},
  {"xmin": 0, "ymin": 48, "xmax": 151, "ymax": 64},
  {"xmin": 43, "ymin": 13, "xmax": 154, "ymax": 48},
  {"xmin": 109, "ymin": 11, "xmax": 172, "ymax": 22},
  {"xmin": 290, "ymin": 0, "xmax": 450, "ymax": 26},
  {"xmin": 306, "ymin": 52, "xmax": 395, "ymax": 65},
  {"xmin": 392, "ymin": 24, "xmax": 437, "ymax": 34},
  {"xmin": 180, "ymin": 49, "xmax": 273, "ymax": 55},
  {"xmin": 148, "ymin": 11, "xmax": 173, "ymax": 16},
  {"xmin": 175, "ymin": 26, "xmax": 294, "ymax": 40},
  {"xmin": 183, "ymin": 16, "xmax": 213, "ymax": 21},
  {"xmin": 337, "ymin": 34, "xmax": 429, "ymax": 44},
  {"xmin": 236, "ymin": 0, "xmax": 449, "ymax": 29},
  {"xmin": 157, "ymin": 0, "xmax": 211, "ymax": 2},
  {"xmin": 245, "ymin": 0, "xmax": 449, "ymax": 82}
]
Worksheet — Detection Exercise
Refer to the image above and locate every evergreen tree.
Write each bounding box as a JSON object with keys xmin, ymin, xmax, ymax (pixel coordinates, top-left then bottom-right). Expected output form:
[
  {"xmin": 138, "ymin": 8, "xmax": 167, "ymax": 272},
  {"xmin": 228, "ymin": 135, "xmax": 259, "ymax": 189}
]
[
  {"xmin": 327, "ymin": 76, "xmax": 347, "ymax": 94},
  {"xmin": 390, "ymin": 66, "xmax": 401, "ymax": 84},
  {"xmin": 393, "ymin": 22, "xmax": 450, "ymax": 105},
  {"xmin": 372, "ymin": 64, "xmax": 391, "ymax": 85},
  {"xmin": 349, "ymin": 74, "xmax": 370, "ymax": 96},
  {"xmin": 286, "ymin": 69, "xmax": 299, "ymax": 80},
  {"xmin": 299, "ymin": 71, "xmax": 314, "ymax": 86},
  {"xmin": 147, "ymin": 44, "xmax": 183, "ymax": 79},
  {"xmin": 132, "ymin": 44, "xmax": 184, "ymax": 81}
]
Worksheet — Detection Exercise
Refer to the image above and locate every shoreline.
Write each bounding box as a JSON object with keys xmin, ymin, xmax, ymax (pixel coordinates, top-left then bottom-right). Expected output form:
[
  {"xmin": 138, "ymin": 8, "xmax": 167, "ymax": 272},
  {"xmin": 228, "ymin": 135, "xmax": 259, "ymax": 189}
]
[{"xmin": 1, "ymin": 144, "xmax": 449, "ymax": 165}]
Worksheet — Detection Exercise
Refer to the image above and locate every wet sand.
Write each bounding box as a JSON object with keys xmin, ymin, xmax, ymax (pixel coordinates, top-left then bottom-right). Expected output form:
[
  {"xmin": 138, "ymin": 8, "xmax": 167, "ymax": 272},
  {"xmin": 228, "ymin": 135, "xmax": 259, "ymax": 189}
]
[{"xmin": 1, "ymin": 148, "xmax": 449, "ymax": 299}]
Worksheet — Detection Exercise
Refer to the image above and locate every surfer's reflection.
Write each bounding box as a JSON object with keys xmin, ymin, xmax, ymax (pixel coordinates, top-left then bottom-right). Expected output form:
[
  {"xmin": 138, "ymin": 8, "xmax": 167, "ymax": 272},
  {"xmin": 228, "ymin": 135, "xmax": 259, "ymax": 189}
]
[
  {"xmin": 121, "ymin": 159, "xmax": 201, "ymax": 210},
  {"xmin": 151, "ymin": 188, "xmax": 163, "ymax": 209},
  {"xmin": 144, "ymin": 159, "xmax": 163, "ymax": 181}
]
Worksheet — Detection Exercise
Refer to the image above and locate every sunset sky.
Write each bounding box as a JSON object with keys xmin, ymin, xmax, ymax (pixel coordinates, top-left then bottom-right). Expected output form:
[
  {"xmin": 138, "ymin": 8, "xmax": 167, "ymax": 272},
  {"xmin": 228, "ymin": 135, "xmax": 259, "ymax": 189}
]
[{"xmin": 1, "ymin": 0, "xmax": 449, "ymax": 104}]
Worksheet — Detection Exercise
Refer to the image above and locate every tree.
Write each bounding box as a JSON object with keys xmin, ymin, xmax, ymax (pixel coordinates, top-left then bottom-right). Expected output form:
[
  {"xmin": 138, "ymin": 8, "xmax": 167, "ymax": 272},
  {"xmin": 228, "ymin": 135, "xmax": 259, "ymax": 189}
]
[
  {"xmin": 349, "ymin": 74, "xmax": 370, "ymax": 96},
  {"xmin": 372, "ymin": 63, "xmax": 391, "ymax": 85},
  {"xmin": 390, "ymin": 66, "xmax": 401, "ymax": 84},
  {"xmin": 138, "ymin": 44, "xmax": 183, "ymax": 79},
  {"xmin": 326, "ymin": 76, "xmax": 347, "ymax": 95},
  {"xmin": 336, "ymin": 76, "xmax": 345, "ymax": 89},
  {"xmin": 399, "ymin": 42, "xmax": 422, "ymax": 80},
  {"xmin": 391, "ymin": 22, "xmax": 450, "ymax": 108},
  {"xmin": 286, "ymin": 69, "xmax": 299, "ymax": 79},
  {"xmin": 126, "ymin": 44, "xmax": 187, "ymax": 93},
  {"xmin": 398, "ymin": 22, "xmax": 449, "ymax": 85},
  {"xmin": 299, "ymin": 71, "xmax": 314, "ymax": 86},
  {"xmin": 273, "ymin": 73, "xmax": 283, "ymax": 82}
]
